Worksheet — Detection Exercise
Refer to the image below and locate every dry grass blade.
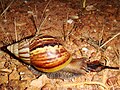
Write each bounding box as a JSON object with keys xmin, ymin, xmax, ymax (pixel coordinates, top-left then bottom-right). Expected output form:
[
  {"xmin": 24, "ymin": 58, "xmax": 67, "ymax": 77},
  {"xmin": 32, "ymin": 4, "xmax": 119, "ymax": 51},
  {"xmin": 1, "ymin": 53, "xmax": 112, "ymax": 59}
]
[
  {"xmin": 1, "ymin": 0, "xmax": 15, "ymax": 16},
  {"xmin": 100, "ymin": 32, "xmax": 120, "ymax": 48}
]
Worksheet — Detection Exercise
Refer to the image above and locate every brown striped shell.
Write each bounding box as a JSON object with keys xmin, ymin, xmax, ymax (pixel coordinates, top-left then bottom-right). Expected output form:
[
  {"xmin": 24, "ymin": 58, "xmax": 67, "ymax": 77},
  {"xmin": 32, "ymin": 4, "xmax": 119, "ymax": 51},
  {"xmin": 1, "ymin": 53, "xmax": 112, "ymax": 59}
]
[{"xmin": 7, "ymin": 35, "xmax": 72, "ymax": 72}]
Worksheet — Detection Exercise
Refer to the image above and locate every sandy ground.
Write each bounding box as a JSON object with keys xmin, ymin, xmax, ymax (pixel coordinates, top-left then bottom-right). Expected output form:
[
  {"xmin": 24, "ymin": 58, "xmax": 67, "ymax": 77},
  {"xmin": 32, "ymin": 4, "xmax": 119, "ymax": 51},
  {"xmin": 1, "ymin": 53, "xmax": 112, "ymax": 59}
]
[{"xmin": 0, "ymin": 0, "xmax": 120, "ymax": 90}]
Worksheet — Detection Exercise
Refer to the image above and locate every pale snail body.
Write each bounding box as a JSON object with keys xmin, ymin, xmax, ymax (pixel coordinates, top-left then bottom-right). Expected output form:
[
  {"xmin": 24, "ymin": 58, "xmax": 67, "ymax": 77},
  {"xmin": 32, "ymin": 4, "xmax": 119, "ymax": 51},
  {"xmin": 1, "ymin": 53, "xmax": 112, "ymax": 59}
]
[{"xmin": 7, "ymin": 35, "xmax": 72, "ymax": 72}]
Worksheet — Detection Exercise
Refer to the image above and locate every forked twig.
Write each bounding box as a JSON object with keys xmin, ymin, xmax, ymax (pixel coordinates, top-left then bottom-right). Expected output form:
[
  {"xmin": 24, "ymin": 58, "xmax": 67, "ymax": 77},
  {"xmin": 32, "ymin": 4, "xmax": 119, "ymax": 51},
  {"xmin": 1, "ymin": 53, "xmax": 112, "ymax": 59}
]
[
  {"xmin": 37, "ymin": 0, "xmax": 52, "ymax": 34},
  {"xmin": 37, "ymin": 14, "xmax": 49, "ymax": 35}
]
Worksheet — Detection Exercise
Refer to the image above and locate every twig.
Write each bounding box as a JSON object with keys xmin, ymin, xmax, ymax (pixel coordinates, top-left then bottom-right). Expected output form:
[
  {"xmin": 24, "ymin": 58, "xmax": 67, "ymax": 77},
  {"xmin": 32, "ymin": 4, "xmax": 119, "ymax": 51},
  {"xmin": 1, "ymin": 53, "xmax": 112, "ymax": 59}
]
[
  {"xmin": 98, "ymin": 25, "xmax": 104, "ymax": 46},
  {"xmin": 37, "ymin": 0, "xmax": 52, "ymax": 34},
  {"xmin": 57, "ymin": 81, "xmax": 108, "ymax": 90},
  {"xmin": 37, "ymin": 14, "xmax": 49, "ymax": 35},
  {"xmin": 0, "ymin": 68, "xmax": 12, "ymax": 73},
  {"xmin": 41, "ymin": 0, "xmax": 51, "ymax": 17},
  {"xmin": 62, "ymin": 12, "xmax": 69, "ymax": 41},
  {"xmin": 100, "ymin": 32, "xmax": 120, "ymax": 48},
  {"xmin": 83, "ymin": 0, "xmax": 86, "ymax": 8},
  {"xmin": 67, "ymin": 24, "xmax": 76, "ymax": 36},
  {"xmin": 62, "ymin": 22, "xmax": 66, "ymax": 40},
  {"xmin": 1, "ymin": 0, "xmax": 15, "ymax": 16},
  {"xmin": 14, "ymin": 18, "xmax": 18, "ymax": 42}
]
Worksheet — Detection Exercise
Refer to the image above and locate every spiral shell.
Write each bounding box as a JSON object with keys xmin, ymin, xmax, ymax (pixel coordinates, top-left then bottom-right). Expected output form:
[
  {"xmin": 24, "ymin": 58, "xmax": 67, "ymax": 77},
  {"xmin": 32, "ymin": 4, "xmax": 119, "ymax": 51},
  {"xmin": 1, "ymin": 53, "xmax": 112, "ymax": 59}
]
[{"xmin": 7, "ymin": 35, "xmax": 72, "ymax": 72}]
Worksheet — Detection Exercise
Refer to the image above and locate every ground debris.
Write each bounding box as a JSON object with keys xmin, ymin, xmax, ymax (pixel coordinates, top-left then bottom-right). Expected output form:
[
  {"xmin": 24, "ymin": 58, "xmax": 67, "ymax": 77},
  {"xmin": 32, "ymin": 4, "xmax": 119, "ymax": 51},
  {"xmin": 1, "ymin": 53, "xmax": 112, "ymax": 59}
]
[{"xmin": 0, "ymin": 0, "xmax": 120, "ymax": 89}]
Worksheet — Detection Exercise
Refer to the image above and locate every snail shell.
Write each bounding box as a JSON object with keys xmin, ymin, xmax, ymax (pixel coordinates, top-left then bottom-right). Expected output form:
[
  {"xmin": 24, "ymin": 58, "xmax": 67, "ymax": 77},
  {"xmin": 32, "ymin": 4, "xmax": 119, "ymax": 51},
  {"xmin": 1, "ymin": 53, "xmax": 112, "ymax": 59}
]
[{"xmin": 7, "ymin": 35, "xmax": 72, "ymax": 72}]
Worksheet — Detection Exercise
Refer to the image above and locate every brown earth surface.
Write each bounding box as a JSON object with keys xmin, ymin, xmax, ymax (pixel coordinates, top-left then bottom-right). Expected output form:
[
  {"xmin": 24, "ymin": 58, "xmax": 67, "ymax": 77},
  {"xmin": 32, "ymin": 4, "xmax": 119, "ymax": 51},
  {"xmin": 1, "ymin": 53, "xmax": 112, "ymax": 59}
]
[{"xmin": 0, "ymin": 0, "xmax": 120, "ymax": 90}]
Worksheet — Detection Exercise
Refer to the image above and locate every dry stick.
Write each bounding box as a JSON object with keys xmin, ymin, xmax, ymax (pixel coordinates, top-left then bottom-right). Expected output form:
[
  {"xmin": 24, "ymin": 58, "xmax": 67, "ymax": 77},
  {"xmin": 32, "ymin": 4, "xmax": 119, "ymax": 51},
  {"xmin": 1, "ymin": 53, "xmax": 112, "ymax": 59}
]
[
  {"xmin": 14, "ymin": 18, "xmax": 18, "ymax": 42},
  {"xmin": 37, "ymin": 0, "xmax": 52, "ymax": 34},
  {"xmin": 57, "ymin": 81, "xmax": 108, "ymax": 90},
  {"xmin": 0, "ymin": 68, "xmax": 12, "ymax": 73},
  {"xmin": 33, "ymin": 4, "xmax": 38, "ymax": 31},
  {"xmin": 99, "ymin": 25, "xmax": 104, "ymax": 46},
  {"xmin": 42, "ymin": 0, "xmax": 52, "ymax": 16},
  {"xmin": 83, "ymin": 0, "xmax": 86, "ymax": 8},
  {"xmin": 66, "ymin": 23, "xmax": 76, "ymax": 40},
  {"xmin": 37, "ymin": 14, "xmax": 49, "ymax": 35},
  {"xmin": 62, "ymin": 22, "xmax": 66, "ymax": 40},
  {"xmin": 100, "ymin": 32, "xmax": 120, "ymax": 48},
  {"xmin": 1, "ymin": 0, "xmax": 15, "ymax": 16},
  {"xmin": 63, "ymin": 12, "xmax": 69, "ymax": 41},
  {"xmin": 65, "ymin": 12, "xmax": 69, "ymax": 32},
  {"xmin": 34, "ymin": 4, "xmax": 38, "ymax": 21}
]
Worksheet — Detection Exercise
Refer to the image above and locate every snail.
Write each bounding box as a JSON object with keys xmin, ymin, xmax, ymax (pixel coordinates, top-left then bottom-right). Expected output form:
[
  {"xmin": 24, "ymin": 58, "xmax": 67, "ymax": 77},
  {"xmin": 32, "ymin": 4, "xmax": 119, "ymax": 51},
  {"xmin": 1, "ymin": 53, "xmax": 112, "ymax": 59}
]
[
  {"xmin": 1, "ymin": 35, "xmax": 72, "ymax": 72},
  {"xmin": 0, "ymin": 35, "xmax": 119, "ymax": 74}
]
